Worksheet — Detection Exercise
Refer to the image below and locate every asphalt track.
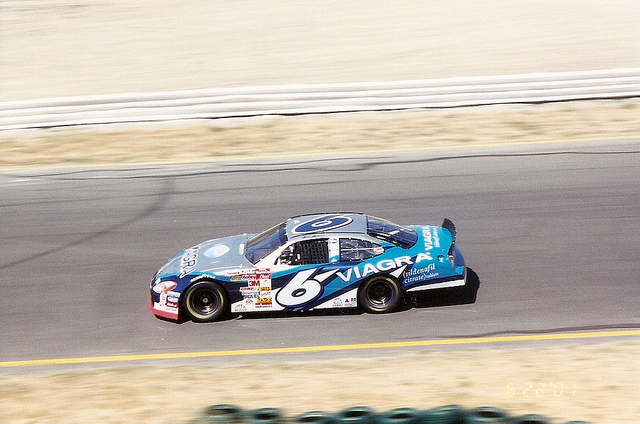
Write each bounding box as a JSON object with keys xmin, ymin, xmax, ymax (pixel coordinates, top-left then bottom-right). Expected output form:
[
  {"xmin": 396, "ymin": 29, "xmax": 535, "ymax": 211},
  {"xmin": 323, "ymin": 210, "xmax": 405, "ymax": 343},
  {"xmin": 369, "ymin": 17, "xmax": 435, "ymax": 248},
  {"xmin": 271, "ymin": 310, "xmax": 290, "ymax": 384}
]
[{"xmin": 1, "ymin": 137, "xmax": 639, "ymax": 369}]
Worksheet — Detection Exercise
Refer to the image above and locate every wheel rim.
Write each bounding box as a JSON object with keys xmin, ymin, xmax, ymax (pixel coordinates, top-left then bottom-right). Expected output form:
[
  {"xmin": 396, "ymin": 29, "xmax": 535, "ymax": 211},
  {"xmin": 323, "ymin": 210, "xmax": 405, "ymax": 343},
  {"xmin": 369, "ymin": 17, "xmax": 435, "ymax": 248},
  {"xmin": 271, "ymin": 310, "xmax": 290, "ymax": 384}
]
[
  {"xmin": 190, "ymin": 287, "xmax": 220, "ymax": 316},
  {"xmin": 368, "ymin": 280, "xmax": 393, "ymax": 306}
]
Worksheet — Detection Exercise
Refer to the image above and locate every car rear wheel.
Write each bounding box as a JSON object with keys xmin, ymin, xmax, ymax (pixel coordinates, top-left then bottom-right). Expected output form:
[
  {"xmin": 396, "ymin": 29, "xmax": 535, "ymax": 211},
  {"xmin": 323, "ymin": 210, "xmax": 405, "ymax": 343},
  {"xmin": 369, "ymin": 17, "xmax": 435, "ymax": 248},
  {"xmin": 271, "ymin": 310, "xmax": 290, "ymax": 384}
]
[
  {"xmin": 183, "ymin": 281, "xmax": 228, "ymax": 322},
  {"xmin": 358, "ymin": 275, "xmax": 403, "ymax": 314}
]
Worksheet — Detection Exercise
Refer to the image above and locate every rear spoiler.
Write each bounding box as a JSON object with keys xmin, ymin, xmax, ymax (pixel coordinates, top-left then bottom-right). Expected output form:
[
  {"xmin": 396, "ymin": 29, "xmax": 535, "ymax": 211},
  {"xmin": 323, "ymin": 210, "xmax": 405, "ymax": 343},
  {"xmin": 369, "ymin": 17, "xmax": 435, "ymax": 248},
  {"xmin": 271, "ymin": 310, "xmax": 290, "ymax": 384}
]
[
  {"xmin": 442, "ymin": 218, "xmax": 457, "ymax": 262},
  {"xmin": 441, "ymin": 218, "xmax": 457, "ymax": 243}
]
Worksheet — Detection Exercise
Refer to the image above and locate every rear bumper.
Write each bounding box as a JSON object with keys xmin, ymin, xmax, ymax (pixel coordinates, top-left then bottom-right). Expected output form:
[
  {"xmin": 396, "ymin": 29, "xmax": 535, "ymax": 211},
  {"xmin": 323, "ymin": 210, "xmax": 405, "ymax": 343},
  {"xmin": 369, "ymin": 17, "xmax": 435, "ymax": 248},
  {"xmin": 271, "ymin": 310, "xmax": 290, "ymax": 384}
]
[{"xmin": 405, "ymin": 266, "xmax": 466, "ymax": 292}]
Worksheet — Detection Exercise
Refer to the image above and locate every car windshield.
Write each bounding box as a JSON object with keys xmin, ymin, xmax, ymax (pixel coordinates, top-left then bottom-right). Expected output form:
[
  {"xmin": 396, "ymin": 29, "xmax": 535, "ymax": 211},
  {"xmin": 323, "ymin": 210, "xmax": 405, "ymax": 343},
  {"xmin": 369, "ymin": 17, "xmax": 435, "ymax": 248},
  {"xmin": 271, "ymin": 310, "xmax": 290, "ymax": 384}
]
[
  {"xmin": 244, "ymin": 222, "xmax": 288, "ymax": 264},
  {"xmin": 366, "ymin": 216, "xmax": 418, "ymax": 249}
]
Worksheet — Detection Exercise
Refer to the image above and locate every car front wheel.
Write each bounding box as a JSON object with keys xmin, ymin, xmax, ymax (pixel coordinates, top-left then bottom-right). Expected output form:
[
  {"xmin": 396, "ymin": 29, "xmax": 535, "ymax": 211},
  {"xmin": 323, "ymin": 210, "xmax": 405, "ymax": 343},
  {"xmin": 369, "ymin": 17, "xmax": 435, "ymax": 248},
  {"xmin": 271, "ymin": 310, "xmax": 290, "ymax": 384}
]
[
  {"xmin": 183, "ymin": 281, "xmax": 228, "ymax": 322},
  {"xmin": 358, "ymin": 275, "xmax": 403, "ymax": 314}
]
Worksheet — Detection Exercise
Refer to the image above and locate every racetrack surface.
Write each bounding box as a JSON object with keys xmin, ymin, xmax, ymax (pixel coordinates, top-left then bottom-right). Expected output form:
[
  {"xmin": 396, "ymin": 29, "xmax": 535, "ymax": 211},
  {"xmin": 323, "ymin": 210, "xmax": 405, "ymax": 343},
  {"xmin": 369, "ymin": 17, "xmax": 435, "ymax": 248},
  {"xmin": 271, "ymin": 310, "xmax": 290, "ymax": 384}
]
[{"xmin": 1, "ymin": 137, "xmax": 638, "ymax": 365}]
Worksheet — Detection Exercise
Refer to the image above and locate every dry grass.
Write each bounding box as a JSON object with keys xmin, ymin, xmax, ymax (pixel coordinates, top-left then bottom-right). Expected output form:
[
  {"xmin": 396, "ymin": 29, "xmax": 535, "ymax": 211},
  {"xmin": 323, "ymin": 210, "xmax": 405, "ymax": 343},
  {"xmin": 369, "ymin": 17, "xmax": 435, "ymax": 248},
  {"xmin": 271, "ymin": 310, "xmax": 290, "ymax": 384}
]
[
  {"xmin": 1, "ymin": 100, "xmax": 638, "ymax": 168},
  {"xmin": 0, "ymin": 341, "xmax": 638, "ymax": 424}
]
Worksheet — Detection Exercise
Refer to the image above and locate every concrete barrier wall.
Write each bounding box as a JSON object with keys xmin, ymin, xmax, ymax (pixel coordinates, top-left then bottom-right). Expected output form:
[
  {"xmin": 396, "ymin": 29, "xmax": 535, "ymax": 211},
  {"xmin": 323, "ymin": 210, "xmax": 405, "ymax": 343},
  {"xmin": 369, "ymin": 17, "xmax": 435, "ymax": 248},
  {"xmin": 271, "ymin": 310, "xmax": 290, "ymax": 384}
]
[{"xmin": 1, "ymin": 69, "xmax": 638, "ymax": 131}]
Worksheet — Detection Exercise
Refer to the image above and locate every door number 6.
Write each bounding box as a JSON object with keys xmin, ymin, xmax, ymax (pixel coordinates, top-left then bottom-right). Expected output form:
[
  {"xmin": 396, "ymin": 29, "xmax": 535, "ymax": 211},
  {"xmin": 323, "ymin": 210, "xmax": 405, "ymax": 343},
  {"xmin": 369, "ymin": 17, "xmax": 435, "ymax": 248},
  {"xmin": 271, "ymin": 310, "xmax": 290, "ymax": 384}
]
[{"xmin": 276, "ymin": 268, "xmax": 337, "ymax": 307}]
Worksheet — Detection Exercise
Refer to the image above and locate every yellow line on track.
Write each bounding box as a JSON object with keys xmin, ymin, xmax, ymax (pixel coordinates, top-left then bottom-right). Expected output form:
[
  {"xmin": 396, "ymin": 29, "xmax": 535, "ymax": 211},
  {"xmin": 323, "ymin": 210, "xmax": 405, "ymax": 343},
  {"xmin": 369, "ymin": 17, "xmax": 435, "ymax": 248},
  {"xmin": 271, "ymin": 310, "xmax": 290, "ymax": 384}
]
[{"xmin": 1, "ymin": 330, "xmax": 637, "ymax": 368}]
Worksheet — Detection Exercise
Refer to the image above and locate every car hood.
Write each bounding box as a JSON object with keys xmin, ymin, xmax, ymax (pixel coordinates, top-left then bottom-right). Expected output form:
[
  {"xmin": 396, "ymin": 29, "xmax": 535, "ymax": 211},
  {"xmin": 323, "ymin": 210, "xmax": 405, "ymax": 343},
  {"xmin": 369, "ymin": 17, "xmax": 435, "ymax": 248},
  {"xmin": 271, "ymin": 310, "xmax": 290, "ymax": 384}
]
[{"xmin": 156, "ymin": 234, "xmax": 254, "ymax": 278}]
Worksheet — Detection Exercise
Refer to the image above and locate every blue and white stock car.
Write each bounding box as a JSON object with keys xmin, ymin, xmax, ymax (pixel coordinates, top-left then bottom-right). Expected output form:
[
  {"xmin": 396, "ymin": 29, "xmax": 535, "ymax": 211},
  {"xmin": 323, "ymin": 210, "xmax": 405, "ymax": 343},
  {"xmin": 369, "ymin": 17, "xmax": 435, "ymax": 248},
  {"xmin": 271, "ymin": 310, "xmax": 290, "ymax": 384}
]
[{"xmin": 150, "ymin": 213, "xmax": 467, "ymax": 322}]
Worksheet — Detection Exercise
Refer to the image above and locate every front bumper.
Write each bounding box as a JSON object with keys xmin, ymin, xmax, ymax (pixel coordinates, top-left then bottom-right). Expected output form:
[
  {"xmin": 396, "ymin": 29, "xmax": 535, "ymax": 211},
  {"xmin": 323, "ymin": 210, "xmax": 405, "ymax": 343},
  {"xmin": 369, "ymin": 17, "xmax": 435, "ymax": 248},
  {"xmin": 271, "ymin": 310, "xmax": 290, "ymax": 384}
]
[{"xmin": 149, "ymin": 294, "xmax": 180, "ymax": 321}]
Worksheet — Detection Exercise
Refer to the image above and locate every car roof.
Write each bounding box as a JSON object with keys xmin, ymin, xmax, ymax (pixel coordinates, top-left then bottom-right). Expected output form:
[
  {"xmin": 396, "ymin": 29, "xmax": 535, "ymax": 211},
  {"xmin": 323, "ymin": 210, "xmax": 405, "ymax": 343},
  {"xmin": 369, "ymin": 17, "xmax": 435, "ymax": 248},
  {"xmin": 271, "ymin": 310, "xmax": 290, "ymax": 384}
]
[{"xmin": 285, "ymin": 213, "xmax": 367, "ymax": 239}]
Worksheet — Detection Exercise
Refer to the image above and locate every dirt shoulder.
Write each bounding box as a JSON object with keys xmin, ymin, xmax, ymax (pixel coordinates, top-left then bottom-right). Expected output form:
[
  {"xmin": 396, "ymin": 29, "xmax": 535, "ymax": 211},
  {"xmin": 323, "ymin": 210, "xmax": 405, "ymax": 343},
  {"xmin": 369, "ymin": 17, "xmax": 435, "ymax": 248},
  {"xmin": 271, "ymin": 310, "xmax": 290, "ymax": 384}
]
[
  {"xmin": 0, "ymin": 341, "xmax": 638, "ymax": 424},
  {"xmin": 1, "ymin": 100, "xmax": 638, "ymax": 169}
]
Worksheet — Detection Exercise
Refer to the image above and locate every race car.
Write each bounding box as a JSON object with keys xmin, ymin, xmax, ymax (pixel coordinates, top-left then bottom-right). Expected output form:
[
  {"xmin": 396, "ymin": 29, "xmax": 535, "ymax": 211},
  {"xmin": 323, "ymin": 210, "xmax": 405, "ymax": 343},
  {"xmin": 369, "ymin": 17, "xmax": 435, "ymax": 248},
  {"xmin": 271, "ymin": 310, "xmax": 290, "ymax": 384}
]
[{"xmin": 150, "ymin": 213, "xmax": 466, "ymax": 322}]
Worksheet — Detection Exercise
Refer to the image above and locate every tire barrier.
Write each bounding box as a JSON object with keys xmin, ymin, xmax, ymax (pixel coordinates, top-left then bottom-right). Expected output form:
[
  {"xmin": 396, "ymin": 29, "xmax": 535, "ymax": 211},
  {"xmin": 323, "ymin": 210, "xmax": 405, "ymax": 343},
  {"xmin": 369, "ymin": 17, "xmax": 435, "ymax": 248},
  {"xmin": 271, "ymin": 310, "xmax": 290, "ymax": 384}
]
[
  {"xmin": 336, "ymin": 407, "xmax": 377, "ymax": 424},
  {"xmin": 420, "ymin": 405, "xmax": 465, "ymax": 424},
  {"xmin": 464, "ymin": 407, "xmax": 510, "ymax": 423},
  {"xmin": 191, "ymin": 405, "xmax": 590, "ymax": 424},
  {"xmin": 378, "ymin": 408, "xmax": 422, "ymax": 424},
  {"xmin": 247, "ymin": 408, "xmax": 284, "ymax": 424},
  {"xmin": 509, "ymin": 415, "xmax": 551, "ymax": 424},
  {"xmin": 293, "ymin": 411, "xmax": 338, "ymax": 424},
  {"xmin": 202, "ymin": 404, "xmax": 245, "ymax": 424}
]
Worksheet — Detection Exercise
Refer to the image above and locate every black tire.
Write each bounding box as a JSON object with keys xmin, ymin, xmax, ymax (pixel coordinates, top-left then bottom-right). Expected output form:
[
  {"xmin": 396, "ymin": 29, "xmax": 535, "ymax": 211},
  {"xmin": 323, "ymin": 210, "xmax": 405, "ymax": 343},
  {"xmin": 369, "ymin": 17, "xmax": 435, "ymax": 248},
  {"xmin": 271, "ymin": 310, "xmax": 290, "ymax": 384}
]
[
  {"xmin": 358, "ymin": 275, "xmax": 403, "ymax": 314},
  {"xmin": 183, "ymin": 281, "xmax": 228, "ymax": 322},
  {"xmin": 464, "ymin": 406, "xmax": 510, "ymax": 423},
  {"xmin": 202, "ymin": 404, "xmax": 244, "ymax": 424},
  {"xmin": 247, "ymin": 408, "xmax": 283, "ymax": 424},
  {"xmin": 336, "ymin": 407, "xmax": 375, "ymax": 424},
  {"xmin": 378, "ymin": 408, "xmax": 421, "ymax": 424},
  {"xmin": 420, "ymin": 404, "xmax": 464, "ymax": 424}
]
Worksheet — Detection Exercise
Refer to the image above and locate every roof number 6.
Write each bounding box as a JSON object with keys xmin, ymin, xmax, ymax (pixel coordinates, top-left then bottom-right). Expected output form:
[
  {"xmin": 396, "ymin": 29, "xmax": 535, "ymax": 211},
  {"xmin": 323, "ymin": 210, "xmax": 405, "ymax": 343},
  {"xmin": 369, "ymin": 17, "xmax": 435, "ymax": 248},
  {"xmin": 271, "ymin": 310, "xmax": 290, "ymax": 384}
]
[{"xmin": 291, "ymin": 214, "xmax": 353, "ymax": 234}]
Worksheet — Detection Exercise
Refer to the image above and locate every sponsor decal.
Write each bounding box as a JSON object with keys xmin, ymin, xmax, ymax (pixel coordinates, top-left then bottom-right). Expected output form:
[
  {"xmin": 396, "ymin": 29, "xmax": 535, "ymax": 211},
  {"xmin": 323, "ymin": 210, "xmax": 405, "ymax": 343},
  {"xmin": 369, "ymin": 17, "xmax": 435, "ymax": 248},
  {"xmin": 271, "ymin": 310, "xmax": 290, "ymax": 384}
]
[
  {"xmin": 240, "ymin": 286, "xmax": 258, "ymax": 293},
  {"xmin": 335, "ymin": 257, "xmax": 415, "ymax": 283},
  {"xmin": 228, "ymin": 269, "xmax": 271, "ymax": 281},
  {"xmin": 153, "ymin": 302, "xmax": 179, "ymax": 315},
  {"xmin": 179, "ymin": 246, "xmax": 199, "ymax": 278},
  {"xmin": 329, "ymin": 295, "xmax": 356, "ymax": 308},
  {"xmin": 314, "ymin": 291, "xmax": 358, "ymax": 310},
  {"xmin": 421, "ymin": 227, "xmax": 434, "ymax": 260},
  {"xmin": 291, "ymin": 214, "xmax": 353, "ymax": 234},
  {"xmin": 403, "ymin": 263, "xmax": 439, "ymax": 284},
  {"xmin": 153, "ymin": 289, "xmax": 180, "ymax": 315},
  {"xmin": 231, "ymin": 269, "xmax": 273, "ymax": 302},
  {"xmin": 431, "ymin": 227, "xmax": 441, "ymax": 248},
  {"xmin": 158, "ymin": 290, "xmax": 181, "ymax": 308},
  {"xmin": 166, "ymin": 293, "xmax": 180, "ymax": 308},
  {"xmin": 274, "ymin": 254, "xmax": 438, "ymax": 308},
  {"xmin": 256, "ymin": 297, "xmax": 273, "ymax": 307}
]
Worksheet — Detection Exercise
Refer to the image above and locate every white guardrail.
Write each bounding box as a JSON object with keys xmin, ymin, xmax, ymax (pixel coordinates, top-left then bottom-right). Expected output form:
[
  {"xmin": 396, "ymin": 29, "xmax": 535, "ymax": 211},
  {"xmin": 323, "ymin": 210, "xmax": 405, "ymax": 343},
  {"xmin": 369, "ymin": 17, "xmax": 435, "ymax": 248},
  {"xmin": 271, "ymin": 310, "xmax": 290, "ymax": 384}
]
[{"xmin": 1, "ymin": 68, "xmax": 639, "ymax": 130}]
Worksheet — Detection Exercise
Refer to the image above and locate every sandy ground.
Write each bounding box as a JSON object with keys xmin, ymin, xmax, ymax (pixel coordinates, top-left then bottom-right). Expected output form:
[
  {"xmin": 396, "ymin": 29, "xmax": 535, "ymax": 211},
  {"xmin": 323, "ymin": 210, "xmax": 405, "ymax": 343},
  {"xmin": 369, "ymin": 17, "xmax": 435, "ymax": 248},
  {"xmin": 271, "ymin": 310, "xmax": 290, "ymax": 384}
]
[
  {"xmin": 1, "ymin": 1, "xmax": 638, "ymax": 101},
  {"xmin": 0, "ymin": 342, "xmax": 638, "ymax": 424},
  {"xmin": 0, "ymin": 1, "xmax": 639, "ymax": 423}
]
